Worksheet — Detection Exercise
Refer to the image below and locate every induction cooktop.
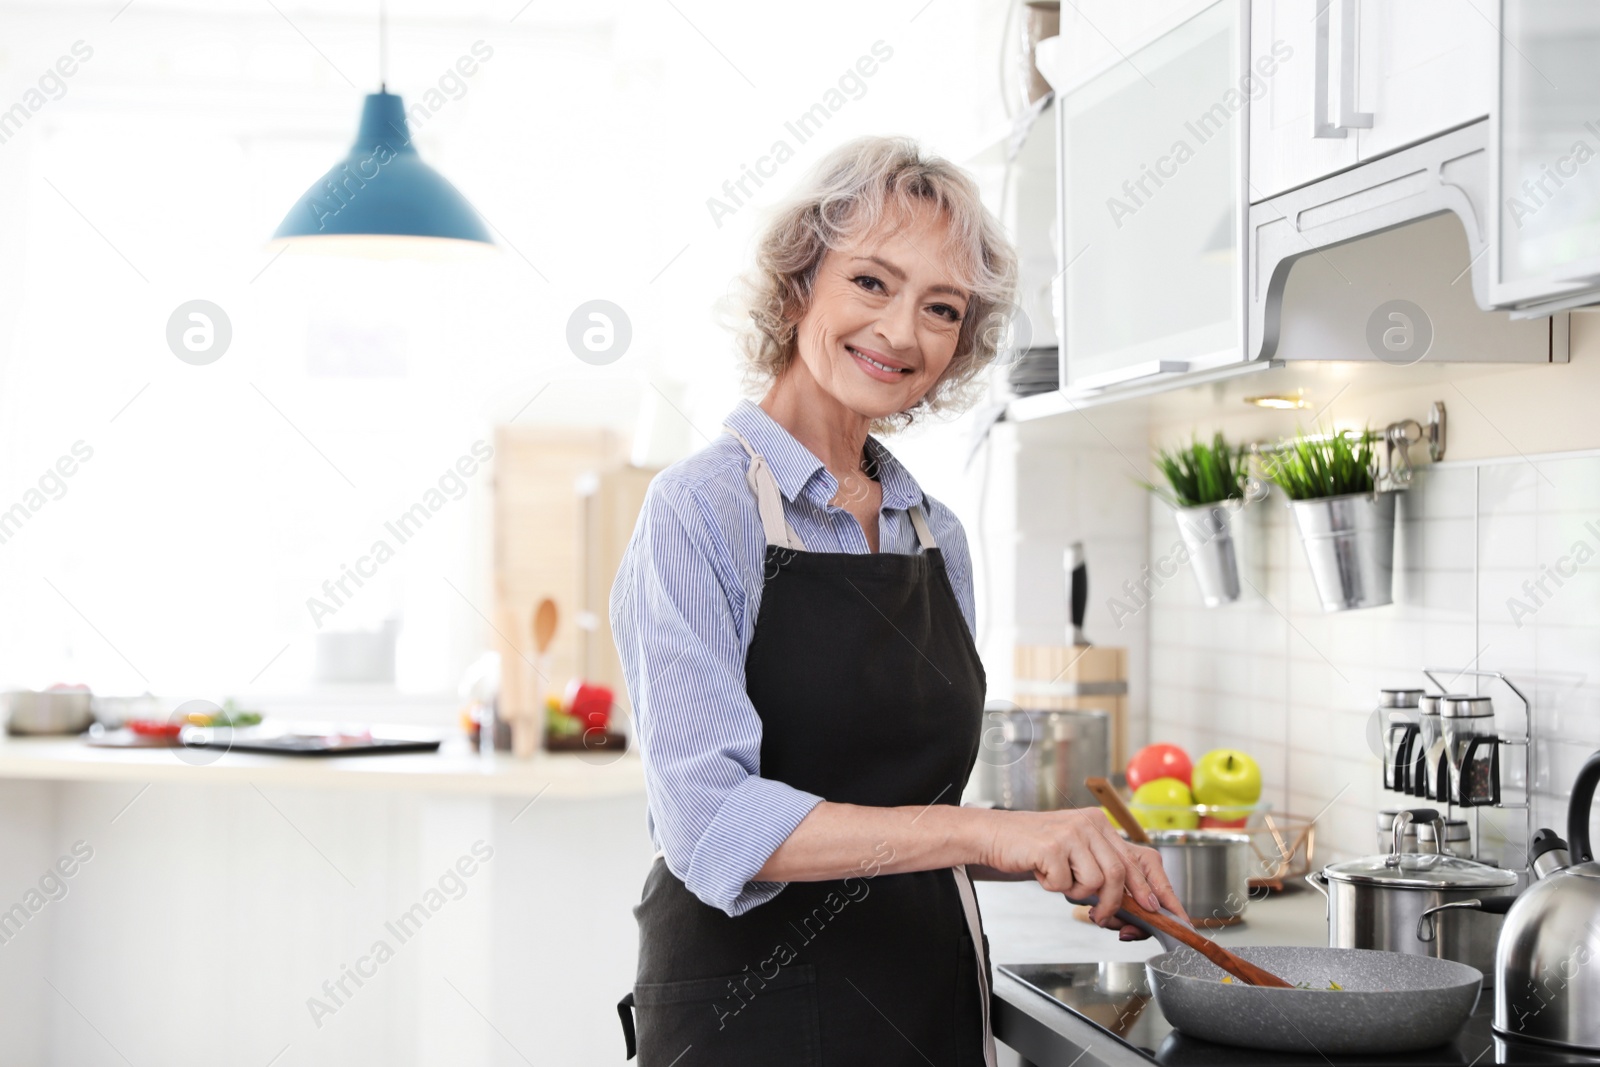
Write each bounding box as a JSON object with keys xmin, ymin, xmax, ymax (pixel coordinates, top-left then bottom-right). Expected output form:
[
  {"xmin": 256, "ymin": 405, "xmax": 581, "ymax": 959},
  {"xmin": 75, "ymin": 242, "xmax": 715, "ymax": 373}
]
[{"xmin": 999, "ymin": 962, "xmax": 1600, "ymax": 1066}]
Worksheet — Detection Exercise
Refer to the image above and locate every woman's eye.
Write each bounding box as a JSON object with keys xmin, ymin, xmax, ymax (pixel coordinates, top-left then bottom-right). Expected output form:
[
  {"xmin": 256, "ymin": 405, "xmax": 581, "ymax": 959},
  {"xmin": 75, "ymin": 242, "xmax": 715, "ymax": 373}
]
[
  {"xmin": 929, "ymin": 304, "xmax": 962, "ymax": 323},
  {"xmin": 852, "ymin": 275, "xmax": 886, "ymax": 293}
]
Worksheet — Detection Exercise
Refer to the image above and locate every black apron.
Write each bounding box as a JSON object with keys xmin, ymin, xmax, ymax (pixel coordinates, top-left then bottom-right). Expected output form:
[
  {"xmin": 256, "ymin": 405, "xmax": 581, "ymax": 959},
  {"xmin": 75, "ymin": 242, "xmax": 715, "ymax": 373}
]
[{"xmin": 616, "ymin": 428, "xmax": 995, "ymax": 1066}]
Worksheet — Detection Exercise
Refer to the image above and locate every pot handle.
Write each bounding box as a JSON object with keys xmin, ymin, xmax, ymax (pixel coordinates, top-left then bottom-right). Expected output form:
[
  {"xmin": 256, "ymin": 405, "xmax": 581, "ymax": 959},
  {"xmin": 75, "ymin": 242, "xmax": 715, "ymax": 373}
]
[
  {"xmin": 1415, "ymin": 896, "xmax": 1516, "ymax": 943},
  {"xmin": 1391, "ymin": 808, "xmax": 1442, "ymax": 857},
  {"xmin": 1567, "ymin": 750, "xmax": 1600, "ymax": 864},
  {"xmin": 1304, "ymin": 872, "xmax": 1329, "ymax": 921}
]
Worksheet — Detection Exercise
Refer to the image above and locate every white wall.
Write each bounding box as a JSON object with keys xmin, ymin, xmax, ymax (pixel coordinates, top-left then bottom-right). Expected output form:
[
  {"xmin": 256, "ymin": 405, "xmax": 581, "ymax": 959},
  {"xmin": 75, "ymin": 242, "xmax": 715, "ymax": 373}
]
[{"xmin": 0, "ymin": 0, "xmax": 1019, "ymax": 707}]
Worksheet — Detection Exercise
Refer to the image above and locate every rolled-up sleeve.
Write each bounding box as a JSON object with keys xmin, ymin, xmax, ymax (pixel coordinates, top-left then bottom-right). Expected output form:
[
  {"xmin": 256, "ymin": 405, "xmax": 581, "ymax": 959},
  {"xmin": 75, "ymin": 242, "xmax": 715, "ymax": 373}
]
[{"xmin": 610, "ymin": 474, "xmax": 824, "ymax": 916}]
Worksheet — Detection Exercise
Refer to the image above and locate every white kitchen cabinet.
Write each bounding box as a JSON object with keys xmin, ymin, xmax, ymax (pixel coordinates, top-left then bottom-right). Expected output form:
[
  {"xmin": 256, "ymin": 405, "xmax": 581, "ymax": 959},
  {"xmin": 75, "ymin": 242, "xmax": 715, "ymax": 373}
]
[
  {"xmin": 1053, "ymin": 0, "xmax": 1247, "ymax": 391},
  {"xmin": 1249, "ymin": 0, "xmax": 1494, "ymax": 202},
  {"xmin": 1488, "ymin": 0, "xmax": 1600, "ymax": 314},
  {"xmin": 1248, "ymin": 0, "xmax": 1357, "ymax": 200},
  {"xmin": 1352, "ymin": 0, "xmax": 1497, "ymax": 160},
  {"xmin": 1049, "ymin": 0, "xmax": 1206, "ymax": 96}
]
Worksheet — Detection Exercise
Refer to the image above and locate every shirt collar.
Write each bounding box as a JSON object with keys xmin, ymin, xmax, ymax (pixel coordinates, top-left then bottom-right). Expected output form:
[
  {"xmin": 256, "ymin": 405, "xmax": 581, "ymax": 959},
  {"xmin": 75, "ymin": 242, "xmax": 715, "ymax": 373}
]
[{"xmin": 723, "ymin": 399, "xmax": 922, "ymax": 511}]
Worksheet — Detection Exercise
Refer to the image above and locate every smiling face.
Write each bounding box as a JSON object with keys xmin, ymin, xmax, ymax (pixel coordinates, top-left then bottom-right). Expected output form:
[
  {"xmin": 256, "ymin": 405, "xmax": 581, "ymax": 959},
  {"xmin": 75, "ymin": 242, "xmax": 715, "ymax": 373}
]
[{"xmin": 786, "ymin": 202, "xmax": 971, "ymax": 425}]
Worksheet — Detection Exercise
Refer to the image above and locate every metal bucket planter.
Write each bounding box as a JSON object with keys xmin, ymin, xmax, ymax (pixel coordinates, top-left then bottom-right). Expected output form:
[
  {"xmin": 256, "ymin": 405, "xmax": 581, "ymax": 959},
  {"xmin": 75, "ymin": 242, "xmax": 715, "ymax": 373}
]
[
  {"xmin": 1290, "ymin": 491, "xmax": 1398, "ymax": 611},
  {"xmin": 1174, "ymin": 503, "xmax": 1241, "ymax": 607}
]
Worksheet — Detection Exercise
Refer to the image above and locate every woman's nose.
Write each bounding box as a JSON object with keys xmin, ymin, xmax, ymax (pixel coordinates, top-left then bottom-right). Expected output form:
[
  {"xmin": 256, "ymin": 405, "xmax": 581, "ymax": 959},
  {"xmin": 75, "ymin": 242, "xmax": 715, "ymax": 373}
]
[{"xmin": 875, "ymin": 297, "xmax": 918, "ymax": 351}]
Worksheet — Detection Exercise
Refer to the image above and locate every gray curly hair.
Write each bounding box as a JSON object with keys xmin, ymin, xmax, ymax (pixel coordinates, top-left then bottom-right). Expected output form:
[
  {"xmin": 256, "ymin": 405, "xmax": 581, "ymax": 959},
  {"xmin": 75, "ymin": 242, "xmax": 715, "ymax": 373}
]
[{"xmin": 734, "ymin": 135, "xmax": 1019, "ymax": 429}]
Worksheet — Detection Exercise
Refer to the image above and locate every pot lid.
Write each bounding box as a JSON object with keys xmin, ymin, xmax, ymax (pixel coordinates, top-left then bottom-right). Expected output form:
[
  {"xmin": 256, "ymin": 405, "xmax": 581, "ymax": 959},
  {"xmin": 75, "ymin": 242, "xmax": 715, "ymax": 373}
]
[{"xmin": 1323, "ymin": 851, "xmax": 1518, "ymax": 889}]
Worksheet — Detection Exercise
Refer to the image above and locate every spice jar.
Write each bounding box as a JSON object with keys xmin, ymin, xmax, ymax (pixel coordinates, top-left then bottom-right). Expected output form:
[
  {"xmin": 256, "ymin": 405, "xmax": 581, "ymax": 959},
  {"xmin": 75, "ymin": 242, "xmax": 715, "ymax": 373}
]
[
  {"xmin": 1380, "ymin": 689, "xmax": 1423, "ymax": 792},
  {"xmin": 1417, "ymin": 818, "xmax": 1473, "ymax": 859},
  {"xmin": 1442, "ymin": 696, "xmax": 1499, "ymax": 806},
  {"xmin": 1416, "ymin": 693, "xmax": 1461, "ymax": 800}
]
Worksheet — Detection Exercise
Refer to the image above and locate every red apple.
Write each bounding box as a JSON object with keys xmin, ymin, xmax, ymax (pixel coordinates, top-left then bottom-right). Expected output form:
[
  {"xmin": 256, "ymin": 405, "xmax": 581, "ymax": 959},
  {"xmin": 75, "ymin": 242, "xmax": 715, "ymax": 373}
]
[
  {"xmin": 1200, "ymin": 814, "xmax": 1249, "ymax": 830},
  {"xmin": 1126, "ymin": 743, "xmax": 1192, "ymax": 792}
]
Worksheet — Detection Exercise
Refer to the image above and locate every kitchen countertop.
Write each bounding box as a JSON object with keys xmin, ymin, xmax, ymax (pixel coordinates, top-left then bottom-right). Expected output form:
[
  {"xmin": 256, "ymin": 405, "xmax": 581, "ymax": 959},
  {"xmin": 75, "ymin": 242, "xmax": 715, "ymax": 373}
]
[
  {"xmin": 0, "ymin": 734, "xmax": 646, "ymax": 797},
  {"xmin": 976, "ymin": 876, "xmax": 1330, "ymax": 966}
]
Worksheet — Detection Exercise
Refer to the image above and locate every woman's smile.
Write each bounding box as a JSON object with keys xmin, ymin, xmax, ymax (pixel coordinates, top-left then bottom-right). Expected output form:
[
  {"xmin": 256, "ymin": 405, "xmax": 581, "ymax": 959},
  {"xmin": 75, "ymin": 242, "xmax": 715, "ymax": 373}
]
[{"xmin": 844, "ymin": 342, "xmax": 914, "ymax": 381}]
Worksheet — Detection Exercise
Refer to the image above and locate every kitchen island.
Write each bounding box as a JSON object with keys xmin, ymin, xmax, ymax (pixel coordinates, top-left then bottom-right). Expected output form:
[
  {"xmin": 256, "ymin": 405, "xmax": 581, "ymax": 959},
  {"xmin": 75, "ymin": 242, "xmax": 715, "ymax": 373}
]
[{"xmin": 0, "ymin": 731, "xmax": 652, "ymax": 1066}]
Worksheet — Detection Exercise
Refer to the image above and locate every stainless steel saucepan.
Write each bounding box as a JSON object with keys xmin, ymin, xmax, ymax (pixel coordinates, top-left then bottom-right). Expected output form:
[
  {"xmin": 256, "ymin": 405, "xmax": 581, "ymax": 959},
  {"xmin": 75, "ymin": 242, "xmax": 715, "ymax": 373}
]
[
  {"xmin": 974, "ymin": 706, "xmax": 1109, "ymax": 811},
  {"xmin": 1307, "ymin": 807, "xmax": 1518, "ymax": 982},
  {"xmin": 1087, "ymin": 777, "xmax": 1255, "ymax": 924}
]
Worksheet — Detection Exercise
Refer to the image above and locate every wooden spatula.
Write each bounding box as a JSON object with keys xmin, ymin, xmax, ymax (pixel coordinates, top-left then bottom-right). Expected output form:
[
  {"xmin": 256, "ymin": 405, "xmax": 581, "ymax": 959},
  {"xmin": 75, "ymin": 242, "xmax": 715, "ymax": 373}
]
[
  {"xmin": 1118, "ymin": 897, "xmax": 1294, "ymax": 988},
  {"xmin": 1086, "ymin": 776, "xmax": 1150, "ymax": 844}
]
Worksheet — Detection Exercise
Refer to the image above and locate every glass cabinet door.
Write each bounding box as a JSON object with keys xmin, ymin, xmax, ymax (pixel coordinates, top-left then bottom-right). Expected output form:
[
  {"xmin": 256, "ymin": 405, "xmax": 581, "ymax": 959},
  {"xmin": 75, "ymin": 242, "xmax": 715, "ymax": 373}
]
[
  {"xmin": 1058, "ymin": 0, "xmax": 1244, "ymax": 390},
  {"xmin": 1494, "ymin": 0, "xmax": 1600, "ymax": 310}
]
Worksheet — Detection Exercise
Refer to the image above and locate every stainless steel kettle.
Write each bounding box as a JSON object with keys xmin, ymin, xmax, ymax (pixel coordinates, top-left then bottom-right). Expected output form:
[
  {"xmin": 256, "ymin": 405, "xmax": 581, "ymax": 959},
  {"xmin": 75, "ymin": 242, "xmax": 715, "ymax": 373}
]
[{"xmin": 1494, "ymin": 750, "xmax": 1600, "ymax": 1050}]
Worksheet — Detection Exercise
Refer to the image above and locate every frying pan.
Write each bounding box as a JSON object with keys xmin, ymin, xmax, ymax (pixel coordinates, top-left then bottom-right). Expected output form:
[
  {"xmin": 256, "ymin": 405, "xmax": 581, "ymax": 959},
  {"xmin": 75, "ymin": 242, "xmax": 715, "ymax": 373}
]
[{"xmin": 1073, "ymin": 896, "xmax": 1483, "ymax": 1054}]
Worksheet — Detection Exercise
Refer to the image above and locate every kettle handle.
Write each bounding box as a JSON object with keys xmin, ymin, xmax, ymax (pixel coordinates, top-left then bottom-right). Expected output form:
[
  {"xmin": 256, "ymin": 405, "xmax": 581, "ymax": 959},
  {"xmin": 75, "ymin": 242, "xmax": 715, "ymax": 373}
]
[{"xmin": 1567, "ymin": 750, "xmax": 1600, "ymax": 863}]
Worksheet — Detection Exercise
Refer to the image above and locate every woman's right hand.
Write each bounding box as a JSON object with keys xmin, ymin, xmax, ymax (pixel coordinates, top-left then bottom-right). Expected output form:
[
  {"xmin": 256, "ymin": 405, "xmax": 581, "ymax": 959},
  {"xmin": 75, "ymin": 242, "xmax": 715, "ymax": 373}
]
[{"xmin": 976, "ymin": 807, "xmax": 1190, "ymax": 936}]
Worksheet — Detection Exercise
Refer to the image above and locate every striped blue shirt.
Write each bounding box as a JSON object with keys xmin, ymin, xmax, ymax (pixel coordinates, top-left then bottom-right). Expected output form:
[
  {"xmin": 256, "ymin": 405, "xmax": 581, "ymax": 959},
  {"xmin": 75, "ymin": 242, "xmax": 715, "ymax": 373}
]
[{"xmin": 610, "ymin": 399, "xmax": 976, "ymax": 917}]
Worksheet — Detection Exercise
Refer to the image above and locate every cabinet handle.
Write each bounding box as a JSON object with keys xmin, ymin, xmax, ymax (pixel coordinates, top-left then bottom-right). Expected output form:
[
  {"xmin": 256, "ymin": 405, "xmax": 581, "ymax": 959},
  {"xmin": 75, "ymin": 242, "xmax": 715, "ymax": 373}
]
[
  {"xmin": 1068, "ymin": 360, "xmax": 1189, "ymax": 393},
  {"xmin": 1312, "ymin": 2, "xmax": 1345, "ymax": 138},
  {"xmin": 1335, "ymin": 0, "xmax": 1373, "ymax": 131}
]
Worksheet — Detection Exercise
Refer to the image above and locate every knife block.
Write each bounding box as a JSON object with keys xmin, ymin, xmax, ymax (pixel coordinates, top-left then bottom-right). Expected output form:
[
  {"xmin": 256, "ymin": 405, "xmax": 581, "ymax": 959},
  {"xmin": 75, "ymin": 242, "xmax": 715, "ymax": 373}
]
[{"xmin": 1012, "ymin": 645, "xmax": 1129, "ymax": 772}]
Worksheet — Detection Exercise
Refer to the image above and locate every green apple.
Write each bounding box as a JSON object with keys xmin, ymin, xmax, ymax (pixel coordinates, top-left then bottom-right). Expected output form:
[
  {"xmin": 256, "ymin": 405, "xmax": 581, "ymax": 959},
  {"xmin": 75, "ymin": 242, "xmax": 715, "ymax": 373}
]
[
  {"xmin": 1192, "ymin": 749, "xmax": 1262, "ymax": 820},
  {"xmin": 1129, "ymin": 777, "xmax": 1199, "ymax": 830}
]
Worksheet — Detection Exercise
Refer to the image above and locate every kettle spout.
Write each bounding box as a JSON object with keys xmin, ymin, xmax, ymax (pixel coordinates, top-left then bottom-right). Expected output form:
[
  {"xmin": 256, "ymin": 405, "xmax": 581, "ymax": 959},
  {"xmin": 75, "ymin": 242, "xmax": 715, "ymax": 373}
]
[{"xmin": 1530, "ymin": 828, "xmax": 1572, "ymax": 880}]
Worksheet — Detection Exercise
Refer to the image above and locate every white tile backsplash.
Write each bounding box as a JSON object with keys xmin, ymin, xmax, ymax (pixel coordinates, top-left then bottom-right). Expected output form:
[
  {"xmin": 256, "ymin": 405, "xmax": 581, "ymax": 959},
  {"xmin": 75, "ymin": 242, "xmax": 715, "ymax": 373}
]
[{"xmin": 1147, "ymin": 457, "xmax": 1600, "ymax": 869}]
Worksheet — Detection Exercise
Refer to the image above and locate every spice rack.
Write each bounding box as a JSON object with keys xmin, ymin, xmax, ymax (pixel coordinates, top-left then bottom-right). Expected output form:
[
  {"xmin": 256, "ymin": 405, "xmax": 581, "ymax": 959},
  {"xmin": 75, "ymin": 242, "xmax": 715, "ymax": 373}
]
[{"xmin": 1420, "ymin": 666, "xmax": 1534, "ymax": 876}]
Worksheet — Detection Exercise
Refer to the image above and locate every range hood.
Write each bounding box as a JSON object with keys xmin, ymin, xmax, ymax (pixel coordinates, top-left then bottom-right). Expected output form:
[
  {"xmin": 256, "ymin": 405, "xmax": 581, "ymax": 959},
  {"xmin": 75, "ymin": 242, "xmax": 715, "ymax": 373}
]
[{"xmin": 1252, "ymin": 120, "xmax": 1568, "ymax": 366}]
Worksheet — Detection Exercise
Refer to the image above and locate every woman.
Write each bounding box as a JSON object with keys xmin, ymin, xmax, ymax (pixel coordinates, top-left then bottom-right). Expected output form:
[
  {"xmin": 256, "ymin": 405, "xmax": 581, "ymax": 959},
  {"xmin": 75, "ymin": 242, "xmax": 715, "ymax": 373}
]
[{"xmin": 611, "ymin": 136, "xmax": 1184, "ymax": 1066}]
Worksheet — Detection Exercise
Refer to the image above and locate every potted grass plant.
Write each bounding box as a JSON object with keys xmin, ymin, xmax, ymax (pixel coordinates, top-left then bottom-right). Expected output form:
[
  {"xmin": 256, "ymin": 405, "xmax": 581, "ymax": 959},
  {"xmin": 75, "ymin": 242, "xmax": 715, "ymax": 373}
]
[
  {"xmin": 1264, "ymin": 426, "xmax": 1397, "ymax": 611},
  {"xmin": 1146, "ymin": 433, "xmax": 1247, "ymax": 606}
]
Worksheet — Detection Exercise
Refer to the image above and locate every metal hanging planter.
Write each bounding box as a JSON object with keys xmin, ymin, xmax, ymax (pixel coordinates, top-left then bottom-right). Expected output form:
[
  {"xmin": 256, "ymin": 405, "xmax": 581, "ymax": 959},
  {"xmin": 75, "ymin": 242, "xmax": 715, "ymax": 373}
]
[
  {"xmin": 1173, "ymin": 502, "xmax": 1242, "ymax": 607},
  {"xmin": 1290, "ymin": 489, "xmax": 1398, "ymax": 611}
]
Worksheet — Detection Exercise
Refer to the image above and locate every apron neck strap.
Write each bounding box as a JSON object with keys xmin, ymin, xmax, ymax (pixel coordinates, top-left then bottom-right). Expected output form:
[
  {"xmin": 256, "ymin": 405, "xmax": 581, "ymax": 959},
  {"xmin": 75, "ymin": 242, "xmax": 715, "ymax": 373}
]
[
  {"xmin": 724, "ymin": 427, "xmax": 807, "ymax": 551},
  {"xmin": 724, "ymin": 426, "xmax": 939, "ymax": 553},
  {"xmin": 907, "ymin": 503, "xmax": 938, "ymax": 551}
]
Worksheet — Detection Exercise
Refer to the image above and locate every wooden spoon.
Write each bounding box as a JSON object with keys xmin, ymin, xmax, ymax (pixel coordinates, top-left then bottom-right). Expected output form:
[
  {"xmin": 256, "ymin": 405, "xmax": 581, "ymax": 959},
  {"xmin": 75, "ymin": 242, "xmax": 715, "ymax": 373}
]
[
  {"xmin": 1118, "ymin": 897, "xmax": 1294, "ymax": 989},
  {"xmin": 533, "ymin": 599, "xmax": 558, "ymax": 657},
  {"xmin": 1086, "ymin": 777, "xmax": 1150, "ymax": 844},
  {"xmin": 515, "ymin": 599, "xmax": 559, "ymax": 758}
]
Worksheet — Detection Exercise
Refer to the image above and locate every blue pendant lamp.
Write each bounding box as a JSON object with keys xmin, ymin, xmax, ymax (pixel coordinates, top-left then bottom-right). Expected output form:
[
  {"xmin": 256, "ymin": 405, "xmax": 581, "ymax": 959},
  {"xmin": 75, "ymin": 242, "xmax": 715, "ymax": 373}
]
[{"xmin": 270, "ymin": 3, "xmax": 493, "ymax": 258}]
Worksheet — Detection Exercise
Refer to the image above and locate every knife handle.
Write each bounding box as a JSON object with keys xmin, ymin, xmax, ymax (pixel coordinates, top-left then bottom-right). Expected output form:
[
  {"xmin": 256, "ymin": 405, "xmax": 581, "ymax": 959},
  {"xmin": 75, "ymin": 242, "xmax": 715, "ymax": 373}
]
[{"xmin": 1065, "ymin": 542, "xmax": 1088, "ymax": 645}]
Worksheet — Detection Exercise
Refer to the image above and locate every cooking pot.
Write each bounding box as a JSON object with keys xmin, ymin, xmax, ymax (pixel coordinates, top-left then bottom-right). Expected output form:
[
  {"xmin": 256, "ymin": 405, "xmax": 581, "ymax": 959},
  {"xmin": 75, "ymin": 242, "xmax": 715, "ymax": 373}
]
[
  {"xmin": 3, "ymin": 688, "xmax": 94, "ymax": 735},
  {"xmin": 974, "ymin": 705, "xmax": 1108, "ymax": 811},
  {"xmin": 1308, "ymin": 807, "xmax": 1518, "ymax": 983},
  {"xmin": 1493, "ymin": 750, "xmax": 1600, "ymax": 1050},
  {"xmin": 1148, "ymin": 829, "xmax": 1254, "ymax": 925},
  {"xmin": 1085, "ymin": 777, "xmax": 1257, "ymax": 924}
]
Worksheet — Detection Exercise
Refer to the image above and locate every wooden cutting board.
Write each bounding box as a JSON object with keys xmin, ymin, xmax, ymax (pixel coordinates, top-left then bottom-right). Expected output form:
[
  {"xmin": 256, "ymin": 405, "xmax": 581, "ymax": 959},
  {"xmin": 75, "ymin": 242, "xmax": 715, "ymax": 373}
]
[{"xmin": 1013, "ymin": 644, "xmax": 1129, "ymax": 770}]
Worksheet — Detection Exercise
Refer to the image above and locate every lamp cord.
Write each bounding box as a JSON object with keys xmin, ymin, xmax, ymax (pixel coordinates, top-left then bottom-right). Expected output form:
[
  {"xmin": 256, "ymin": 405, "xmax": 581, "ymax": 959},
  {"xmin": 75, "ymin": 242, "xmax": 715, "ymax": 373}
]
[{"xmin": 378, "ymin": 0, "xmax": 388, "ymax": 91}]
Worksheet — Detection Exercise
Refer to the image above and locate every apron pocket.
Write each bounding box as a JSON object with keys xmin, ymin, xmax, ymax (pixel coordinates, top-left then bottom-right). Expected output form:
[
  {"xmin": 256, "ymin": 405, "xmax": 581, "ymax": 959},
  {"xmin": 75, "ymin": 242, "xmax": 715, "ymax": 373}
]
[{"xmin": 630, "ymin": 962, "xmax": 821, "ymax": 1067}]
